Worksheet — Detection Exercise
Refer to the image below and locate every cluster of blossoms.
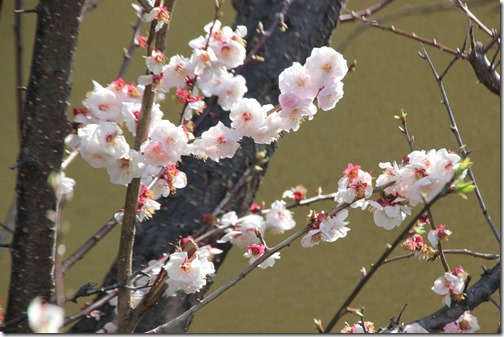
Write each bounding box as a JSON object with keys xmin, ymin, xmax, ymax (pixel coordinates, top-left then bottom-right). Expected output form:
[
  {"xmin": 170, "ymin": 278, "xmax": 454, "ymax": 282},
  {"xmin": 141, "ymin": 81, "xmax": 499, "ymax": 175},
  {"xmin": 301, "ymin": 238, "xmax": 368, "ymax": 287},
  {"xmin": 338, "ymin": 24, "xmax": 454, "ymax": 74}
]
[
  {"xmin": 340, "ymin": 321, "xmax": 376, "ymax": 333},
  {"xmin": 443, "ymin": 310, "xmax": 480, "ymax": 333},
  {"xmin": 431, "ymin": 266, "xmax": 467, "ymax": 307},
  {"xmin": 67, "ymin": 10, "xmax": 348, "ymax": 222}
]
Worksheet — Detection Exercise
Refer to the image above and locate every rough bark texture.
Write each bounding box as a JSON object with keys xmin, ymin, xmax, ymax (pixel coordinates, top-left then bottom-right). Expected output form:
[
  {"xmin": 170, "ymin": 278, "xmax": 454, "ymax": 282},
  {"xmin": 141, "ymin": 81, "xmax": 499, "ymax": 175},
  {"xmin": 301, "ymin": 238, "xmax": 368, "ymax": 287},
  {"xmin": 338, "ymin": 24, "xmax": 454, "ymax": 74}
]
[
  {"xmin": 70, "ymin": 0, "xmax": 346, "ymax": 333},
  {"xmin": 5, "ymin": 0, "xmax": 85, "ymax": 333}
]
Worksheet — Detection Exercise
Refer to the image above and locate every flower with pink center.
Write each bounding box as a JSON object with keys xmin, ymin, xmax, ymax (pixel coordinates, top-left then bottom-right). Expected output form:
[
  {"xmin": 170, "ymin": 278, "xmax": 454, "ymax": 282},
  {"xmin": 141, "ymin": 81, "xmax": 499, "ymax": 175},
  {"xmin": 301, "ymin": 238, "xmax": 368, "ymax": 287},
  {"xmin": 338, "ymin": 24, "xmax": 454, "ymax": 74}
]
[
  {"xmin": 334, "ymin": 164, "xmax": 373, "ymax": 209},
  {"xmin": 78, "ymin": 122, "xmax": 129, "ymax": 169},
  {"xmin": 229, "ymin": 98, "xmax": 266, "ymax": 137},
  {"xmin": 214, "ymin": 74, "xmax": 248, "ymax": 111},
  {"xmin": 431, "ymin": 271, "xmax": 465, "ymax": 307},
  {"xmin": 316, "ymin": 80, "xmax": 344, "ymax": 111},
  {"xmin": 83, "ymin": 81, "xmax": 123, "ymax": 123},
  {"xmin": 265, "ymin": 200, "xmax": 296, "ymax": 234},
  {"xmin": 160, "ymin": 55, "xmax": 195, "ymax": 92},
  {"xmin": 106, "ymin": 150, "xmax": 146, "ymax": 185},
  {"xmin": 191, "ymin": 122, "xmax": 242, "ymax": 162},
  {"xmin": 305, "ymin": 46, "xmax": 348, "ymax": 89},
  {"xmin": 443, "ymin": 311, "xmax": 479, "ymax": 333},
  {"xmin": 277, "ymin": 99, "xmax": 317, "ymax": 132},
  {"xmin": 146, "ymin": 6, "xmax": 170, "ymax": 32},
  {"xmin": 217, "ymin": 214, "xmax": 266, "ymax": 249},
  {"xmin": 149, "ymin": 120, "xmax": 190, "ymax": 164},
  {"xmin": 278, "ymin": 62, "xmax": 318, "ymax": 100},
  {"xmin": 137, "ymin": 184, "xmax": 160, "ymax": 221},
  {"xmin": 244, "ymin": 244, "xmax": 281, "ymax": 269},
  {"xmin": 301, "ymin": 209, "xmax": 350, "ymax": 247},
  {"xmin": 191, "ymin": 48, "xmax": 218, "ymax": 76},
  {"xmin": 141, "ymin": 140, "xmax": 172, "ymax": 167},
  {"xmin": 209, "ymin": 25, "xmax": 247, "ymax": 69},
  {"xmin": 27, "ymin": 297, "xmax": 64, "ymax": 333},
  {"xmin": 165, "ymin": 250, "xmax": 215, "ymax": 295},
  {"xmin": 146, "ymin": 164, "xmax": 188, "ymax": 199},
  {"xmin": 427, "ymin": 224, "xmax": 452, "ymax": 247},
  {"xmin": 369, "ymin": 197, "xmax": 411, "ymax": 230},
  {"xmin": 146, "ymin": 50, "xmax": 166, "ymax": 75}
]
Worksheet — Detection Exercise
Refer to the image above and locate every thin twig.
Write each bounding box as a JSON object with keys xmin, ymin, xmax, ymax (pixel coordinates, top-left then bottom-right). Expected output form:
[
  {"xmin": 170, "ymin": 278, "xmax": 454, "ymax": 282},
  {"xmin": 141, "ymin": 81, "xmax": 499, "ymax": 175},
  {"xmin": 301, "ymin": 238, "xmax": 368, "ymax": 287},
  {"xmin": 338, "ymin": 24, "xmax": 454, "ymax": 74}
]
[
  {"xmin": 363, "ymin": 18, "xmax": 467, "ymax": 58},
  {"xmin": 382, "ymin": 249, "xmax": 499, "ymax": 265},
  {"xmin": 117, "ymin": 10, "xmax": 145, "ymax": 79},
  {"xmin": 60, "ymin": 217, "xmax": 118, "ymax": 275},
  {"xmin": 339, "ymin": 0, "xmax": 395, "ymax": 23},
  {"xmin": 455, "ymin": 0, "xmax": 495, "ymax": 37},
  {"xmin": 419, "ymin": 45, "xmax": 500, "ymax": 243}
]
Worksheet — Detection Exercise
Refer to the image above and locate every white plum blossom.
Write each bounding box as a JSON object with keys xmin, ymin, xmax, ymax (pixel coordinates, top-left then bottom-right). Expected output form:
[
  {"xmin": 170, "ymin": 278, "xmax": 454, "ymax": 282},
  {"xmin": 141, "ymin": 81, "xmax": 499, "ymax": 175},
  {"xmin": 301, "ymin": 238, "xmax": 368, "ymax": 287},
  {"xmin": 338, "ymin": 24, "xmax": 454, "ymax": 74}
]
[
  {"xmin": 334, "ymin": 163, "xmax": 373, "ymax": 209},
  {"xmin": 50, "ymin": 171, "xmax": 76, "ymax": 200},
  {"xmin": 160, "ymin": 55, "xmax": 195, "ymax": 92},
  {"xmin": 27, "ymin": 297, "xmax": 64, "ymax": 333},
  {"xmin": 83, "ymin": 81, "xmax": 123, "ymax": 123},
  {"xmin": 165, "ymin": 251, "xmax": 215, "ymax": 295},
  {"xmin": 427, "ymin": 224, "xmax": 452, "ymax": 247},
  {"xmin": 243, "ymin": 244, "xmax": 281, "ymax": 269},
  {"xmin": 191, "ymin": 122, "xmax": 242, "ymax": 162},
  {"xmin": 106, "ymin": 149, "xmax": 146, "ymax": 185},
  {"xmin": 443, "ymin": 311, "xmax": 480, "ymax": 333},
  {"xmin": 146, "ymin": 6, "xmax": 170, "ymax": 32},
  {"xmin": 265, "ymin": 200, "xmax": 296, "ymax": 234},
  {"xmin": 149, "ymin": 119, "xmax": 190, "ymax": 164},
  {"xmin": 305, "ymin": 46, "xmax": 348, "ymax": 89},
  {"xmin": 279, "ymin": 62, "xmax": 318, "ymax": 100},
  {"xmin": 78, "ymin": 122, "xmax": 130, "ymax": 169},
  {"xmin": 229, "ymin": 98, "xmax": 266, "ymax": 138},
  {"xmin": 217, "ymin": 214, "xmax": 266, "ymax": 249},
  {"xmin": 317, "ymin": 81, "xmax": 344, "ymax": 111},
  {"xmin": 301, "ymin": 209, "xmax": 350, "ymax": 248},
  {"xmin": 214, "ymin": 74, "xmax": 248, "ymax": 111},
  {"xmin": 431, "ymin": 272, "xmax": 465, "ymax": 307},
  {"xmin": 146, "ymin": 50, "xmax": 166, "ymax": 75},
  {"xmin": 369, "ymin": 198, "xmax": 411, "ymax": 230}
]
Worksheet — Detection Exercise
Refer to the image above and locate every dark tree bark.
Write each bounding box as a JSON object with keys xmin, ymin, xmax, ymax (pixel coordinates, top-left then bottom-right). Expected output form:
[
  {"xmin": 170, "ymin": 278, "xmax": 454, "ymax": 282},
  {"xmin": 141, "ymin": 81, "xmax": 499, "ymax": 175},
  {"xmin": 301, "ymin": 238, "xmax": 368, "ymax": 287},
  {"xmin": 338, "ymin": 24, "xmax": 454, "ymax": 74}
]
[
  {"xmin": 5, "ymin": 0, "xmax": 85, "ymax": 333},
  {"xmin": 70, "ymin": 0, "xmax": 347, "ymax": 333}
]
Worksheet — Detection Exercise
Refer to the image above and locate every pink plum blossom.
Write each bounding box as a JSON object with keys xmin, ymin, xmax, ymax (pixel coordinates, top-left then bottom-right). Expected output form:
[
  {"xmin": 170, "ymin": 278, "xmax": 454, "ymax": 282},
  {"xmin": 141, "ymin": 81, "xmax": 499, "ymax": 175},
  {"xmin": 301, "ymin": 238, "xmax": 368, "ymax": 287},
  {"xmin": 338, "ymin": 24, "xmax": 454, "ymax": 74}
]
[
  {"xmin": 244, "ymin": 244, "xmax": 281, "ymax": 269},
  {"xmin": 443, "ymin": 311, "xmax": 479, "ymax": 333}
]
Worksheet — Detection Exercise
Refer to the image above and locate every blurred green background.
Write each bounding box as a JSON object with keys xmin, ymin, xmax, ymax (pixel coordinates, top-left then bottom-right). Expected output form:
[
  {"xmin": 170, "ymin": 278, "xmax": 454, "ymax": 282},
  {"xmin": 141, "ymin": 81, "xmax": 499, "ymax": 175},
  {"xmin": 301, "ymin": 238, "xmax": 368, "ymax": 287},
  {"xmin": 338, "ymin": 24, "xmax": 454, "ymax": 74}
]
[{"xmin": 0, "ymin": 0, "xmax": 500, "ymax": 333}]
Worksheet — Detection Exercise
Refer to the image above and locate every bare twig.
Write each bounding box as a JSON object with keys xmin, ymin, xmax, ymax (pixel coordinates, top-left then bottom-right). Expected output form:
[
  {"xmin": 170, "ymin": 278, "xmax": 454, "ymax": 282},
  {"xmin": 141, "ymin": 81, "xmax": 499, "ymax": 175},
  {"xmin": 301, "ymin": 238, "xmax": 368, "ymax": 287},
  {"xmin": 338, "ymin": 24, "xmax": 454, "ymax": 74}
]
[
  {"xmin": 455, "ymin": 0, "xmax": 496, "ymax": 37},
  {"xmin": 117, "ymin": 10, "xmax": 145, "ymax": 79},
  {"xmin": 419, "ymin": 45, "xmax": 500, "ymax": 243},
  {"xmin": 382, "ymin": 249, "xmax": 499, "ymax": 265},
  {"xmin": 60, "ymin": 217, "xmax": 118, "ymax": 275},
  {"xmin": 339, "ymin": 0, "xmax": 394, "ymax": 23}
]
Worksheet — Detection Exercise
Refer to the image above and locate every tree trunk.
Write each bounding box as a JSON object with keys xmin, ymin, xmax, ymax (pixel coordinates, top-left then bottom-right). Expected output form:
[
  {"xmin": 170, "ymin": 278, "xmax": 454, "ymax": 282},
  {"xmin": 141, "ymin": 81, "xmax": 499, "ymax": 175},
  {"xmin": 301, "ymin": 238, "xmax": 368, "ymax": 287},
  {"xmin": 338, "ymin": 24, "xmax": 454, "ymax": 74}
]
[
  {"xmin": 5, "ymin": 0, "xmax": 84, "ymax": 333},
  {"xmin": 70, "ymin": 0, "xmax": 347, "ymax": 333}
]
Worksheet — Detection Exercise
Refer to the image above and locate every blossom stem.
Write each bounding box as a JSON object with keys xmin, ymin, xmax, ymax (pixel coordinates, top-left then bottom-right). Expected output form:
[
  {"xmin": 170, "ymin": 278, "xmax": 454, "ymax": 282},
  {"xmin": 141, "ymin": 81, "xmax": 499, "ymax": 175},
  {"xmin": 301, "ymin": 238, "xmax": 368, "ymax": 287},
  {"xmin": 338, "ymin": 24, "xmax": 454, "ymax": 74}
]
[
  {"xmin": 420, "ymin": 45, "xmax": 500, "ymax": 244},
  {"xmin": 382, "ymin": 249, "xmax": 499, "ymax": 265},
  {"xmin": 338, "ymin": 0, "xmax": 394, "ymax": 23},
  {"xmin": 117, "ymin": 9, "xmax": 145, "ymax": 79}
]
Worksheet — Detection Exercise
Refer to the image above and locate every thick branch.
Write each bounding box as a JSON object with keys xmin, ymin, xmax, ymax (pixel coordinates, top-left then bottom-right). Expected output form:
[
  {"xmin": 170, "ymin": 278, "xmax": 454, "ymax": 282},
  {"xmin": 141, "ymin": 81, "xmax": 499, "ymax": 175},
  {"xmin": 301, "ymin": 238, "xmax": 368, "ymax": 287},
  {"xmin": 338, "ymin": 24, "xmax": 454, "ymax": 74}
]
[{"xmin": 5, "ymin": 0, "xmax": 85, "ymax": 333}]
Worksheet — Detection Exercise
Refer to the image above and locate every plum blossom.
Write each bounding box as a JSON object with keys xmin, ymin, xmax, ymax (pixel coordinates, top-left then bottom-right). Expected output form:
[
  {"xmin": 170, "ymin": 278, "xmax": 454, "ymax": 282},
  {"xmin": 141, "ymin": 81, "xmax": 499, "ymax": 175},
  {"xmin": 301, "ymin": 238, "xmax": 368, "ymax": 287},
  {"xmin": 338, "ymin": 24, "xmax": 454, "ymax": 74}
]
[
  {"xmin": 144, "ymin": 164, "xmax": 187, "ymax": 199},
  {"xmin": 229, "ymin": 98, "xmax": 266, "ymax": 138},
  {"xmin": 340, "ymin": 321, "xmax": 375, "ymax": 333},
  {"xmin": 78, "ymin": 122, "xmax": 130, "ymax": 169},
  {"xmin": 282, "ymin": 185, "xmax": 307, "ymax": 202},
  {"xmin": 146, "ymin": 50, "xmax": 166, "ymax": 75},
  {"xmin": 428, "ymin": 224, "xmax": 452, "ymax": 247},
  {"xmin": 369, "ymin": 197, "xmax": 411, "ymax": 230},
  {"xmin": 305, "ymin": 46, "xmax": 348, "ymax": 88},
  {"xmin": 403, "ymin": 323, "xmax": 429, "ymax": 333},
  {"xmin": 431, "ymin": 271, "xmax": 465, "ymax": 307},
  {"xmin": 146, "ymin": 6, "xmax": 170, "ymax": 32},
  {"xmin": 160, "ymin": 55, "xmax": 195, "ymax": 91},
  {"xmin": 191, "ymin": 122, "xmax": 242, "ymax": 162},
  {"xmin": 244, "ymin": 244, "xmax": 281, "ymax": 269},
  {"xmin": 265, "ymin": 200, "xmax": 296, "ymax": 234},
  {"xmin": 279, "ymin": 62, "xmax": 318, "ymax": 100},
  {"xmin": 334, "ymin": 163, "xmax": 373, "ymax": 209},
  {"xmin": 27, "ymin": 297, "xmax": 64, "ymax": 333},
  {"xmin": 83, "ymin": 81, "xmax": 123, "ymax": 123},
  {"xmin": 443, "ymin": 311, "xmax": 479, "ymax": 333},
  {"xmin": 149, "ymin": 119, "xmax": 190, "ymax": 164},
  {"xmin": 106, "ymin": 150, "xmax": 146, "ymax": 185},
  {"xmin": 164, "ymin": 250, "xmax": 215, "ymax": 295},
  {"xmin": 217, "ymin": 214, "xmax": 266, "ymax": 249},
  {"xmin": 49, "ymin": 171, "xmax": 76, "ymax": 200},
  {"xmin": 301, "ymin": 209, "xmax": 350, "ymax": 248},
  {"xmin": 137, "ymin": 184, "xmax": 161, "ymax": 221}
]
